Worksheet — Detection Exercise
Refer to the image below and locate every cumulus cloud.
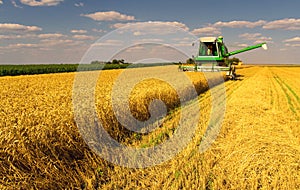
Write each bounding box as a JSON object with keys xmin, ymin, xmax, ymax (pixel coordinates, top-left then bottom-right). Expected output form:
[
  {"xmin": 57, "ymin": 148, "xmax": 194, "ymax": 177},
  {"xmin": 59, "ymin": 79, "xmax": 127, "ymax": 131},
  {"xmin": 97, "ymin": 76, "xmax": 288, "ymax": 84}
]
[
  {"xmin": 11, "ymin": 0, "xmax": 23, "ymax": 8},
  {"xmin": 74, "ymin": 2, "xmax": 83, "ymax": 7},
  {"xmin": 70, "ymin": 29, "xmax": 87, "ymax": 34},
  {"xmin": 214, "ymin": 20, "xmax": 266, "ymax": 28},
  {"xmin": 72, "ymin": 35, "xmax": 94, "ymax": 40},
  {"xmin": 238, "ymin": 33, "xmax": 272, "ymax": 44},
  {"xmin": 8, "ymin": 43, "xmax": 39, "ymax": 48},
  {"xmin": 0, "ymin": 33, "xmax": 66, "ymax": 41},
  {"xmin": 38, "ymin": 33, "xmax": 65, "ymax": 38},
  {"xmin": 191, "ymin": 26, "xmax": 221, "ymax": 36},
  {"xmin": 111, "ymin": 21, "xmax": 189, "ymax": 37},
  {"xmin": 0, "ymin": 34, "xmax": 37, "ymax": 39},
  {"xmin": 91, "ymin": 40, "xmax": 123, "ymax": 47},
  {"xmin": 236, "ymin": 43, "xmax": 249, "ymax": 48},
  {"xmin": 283, "ymin": 37, "xmax": 300, "ymax": 43},
  {"xmin": 0, "ymin": 23, "xmax": 42, "ymax": 32},
  {"xmin": 191, "ymin": 20, "xmax": 266, "ymax": 37},
  {"xmin": 92, "ymin": 29, "xmax": 104, "ymax": 33},
  {"xmin": 239, "ymin": 33, "xmax": 262, "ymax": 40},
  {"xmin": 263, "ymin": 18, "xmax": 300, "ymax": 30},
  {"xmin": 283, "ymin": 37, "xmax": 300, "ymax": 47},
  {"xmin": 40, "ymin": 39, "xmax": 74, "ymax": 46},
  {"xmin": 81, "ymin": 11, "xmax": 135, "ymax": 21},
  {"xmin": 253, "ymin": 36, "xmax": 273, "ymax": 44},
  {"xmin": 20, "ymin": 0, "xmax": 63, "ymax": 6},
  {"xmin": 285, "ymin": 43, "xmax": 300, "ymax": 47}
]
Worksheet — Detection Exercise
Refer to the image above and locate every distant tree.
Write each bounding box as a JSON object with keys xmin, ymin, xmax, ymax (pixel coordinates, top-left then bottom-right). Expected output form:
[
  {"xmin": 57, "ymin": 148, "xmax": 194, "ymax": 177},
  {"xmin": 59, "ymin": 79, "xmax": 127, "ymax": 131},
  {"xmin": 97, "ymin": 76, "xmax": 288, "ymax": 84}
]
[
  {"xmin": 91, "ymin": 60, "xmax": 100, "ymax": 64},
  {"xmin": 186, "ymin": 58, "xmax": 195, "ymax": 64},
  {"xmin": 112, "ymin": 59, "xmax": 119, "ymax": 64},
  {"xmin": 110, "ymin": 59, "xmax": 126, "ymax": 64}
]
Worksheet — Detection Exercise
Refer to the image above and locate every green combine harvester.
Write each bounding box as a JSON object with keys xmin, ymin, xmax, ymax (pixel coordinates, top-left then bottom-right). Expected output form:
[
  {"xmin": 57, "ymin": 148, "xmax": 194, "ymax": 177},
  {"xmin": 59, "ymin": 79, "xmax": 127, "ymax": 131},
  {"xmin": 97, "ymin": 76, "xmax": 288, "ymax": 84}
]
[{"xmin": 179, "ymin": 36, "xmax": 268, "ymax": 79}]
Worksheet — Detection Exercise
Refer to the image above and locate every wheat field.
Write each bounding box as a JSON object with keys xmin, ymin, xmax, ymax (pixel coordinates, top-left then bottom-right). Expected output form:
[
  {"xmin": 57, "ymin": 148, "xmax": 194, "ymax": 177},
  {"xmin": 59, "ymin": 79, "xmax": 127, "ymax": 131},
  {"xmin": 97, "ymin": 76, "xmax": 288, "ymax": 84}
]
[{"xmin": 0, "ymin": 65, "xmax": 299, "ymax": 189}]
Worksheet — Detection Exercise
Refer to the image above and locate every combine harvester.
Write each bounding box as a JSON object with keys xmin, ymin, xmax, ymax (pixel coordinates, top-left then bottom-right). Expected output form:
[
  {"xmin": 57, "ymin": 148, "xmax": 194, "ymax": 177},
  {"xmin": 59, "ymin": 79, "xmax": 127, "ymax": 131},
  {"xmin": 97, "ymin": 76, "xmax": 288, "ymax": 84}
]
[{"xmin": 179, "ymin": 36, "xmax": 268, "ymax": 79}]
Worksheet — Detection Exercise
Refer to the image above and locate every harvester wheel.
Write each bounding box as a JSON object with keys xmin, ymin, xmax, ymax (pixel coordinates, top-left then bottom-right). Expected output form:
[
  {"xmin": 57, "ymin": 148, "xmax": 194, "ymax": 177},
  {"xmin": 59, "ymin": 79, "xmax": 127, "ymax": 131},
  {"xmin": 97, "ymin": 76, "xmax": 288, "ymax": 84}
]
[
  {"xmin": 230, "ymin": 73, "xmax": 236, "ymax": 80},
  {"xmin": 230, "ymin": 65, "xmax": 236, "ymax": 80}
]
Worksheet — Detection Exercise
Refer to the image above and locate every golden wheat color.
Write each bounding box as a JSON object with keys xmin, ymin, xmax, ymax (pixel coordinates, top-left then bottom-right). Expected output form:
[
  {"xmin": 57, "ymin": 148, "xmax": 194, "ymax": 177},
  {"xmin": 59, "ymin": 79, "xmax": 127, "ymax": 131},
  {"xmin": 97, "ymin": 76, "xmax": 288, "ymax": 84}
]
[{"xmin": 0, "ymin": 66, "xmax": 299, "ymax": 189}]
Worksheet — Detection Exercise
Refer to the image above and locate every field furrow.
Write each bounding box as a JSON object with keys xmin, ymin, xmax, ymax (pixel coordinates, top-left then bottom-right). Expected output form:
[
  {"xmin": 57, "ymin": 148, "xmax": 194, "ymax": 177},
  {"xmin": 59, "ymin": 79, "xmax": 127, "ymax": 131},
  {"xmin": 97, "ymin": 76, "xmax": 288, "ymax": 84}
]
[{"xmin": 271, "ymin": 68, "xmax": 300, "ymax": 102}]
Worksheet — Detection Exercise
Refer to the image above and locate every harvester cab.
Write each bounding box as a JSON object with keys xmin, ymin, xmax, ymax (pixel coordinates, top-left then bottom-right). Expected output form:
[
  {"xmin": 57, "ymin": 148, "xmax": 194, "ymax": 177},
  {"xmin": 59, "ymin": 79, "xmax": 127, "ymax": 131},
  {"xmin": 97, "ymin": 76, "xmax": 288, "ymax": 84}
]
[{"xmin": 179, "ymin": 36, "xmax": 268, "ymax": 80}]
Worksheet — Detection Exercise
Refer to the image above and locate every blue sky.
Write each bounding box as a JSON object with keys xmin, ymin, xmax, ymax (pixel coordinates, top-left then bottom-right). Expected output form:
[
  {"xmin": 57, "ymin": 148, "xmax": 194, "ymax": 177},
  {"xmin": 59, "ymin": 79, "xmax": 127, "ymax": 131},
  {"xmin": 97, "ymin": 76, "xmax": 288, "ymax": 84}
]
[{"xmin": 0, "ymin": 0, "xmax": 300, "ymax": 64}]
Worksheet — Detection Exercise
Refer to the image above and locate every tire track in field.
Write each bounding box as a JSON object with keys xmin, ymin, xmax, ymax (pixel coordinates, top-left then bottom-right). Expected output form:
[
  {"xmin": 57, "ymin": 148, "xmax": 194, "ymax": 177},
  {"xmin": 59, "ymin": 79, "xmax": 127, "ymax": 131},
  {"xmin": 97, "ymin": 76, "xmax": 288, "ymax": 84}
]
[
  {"xmin": 271, "ymin": 68, "xmax": 300, "ymax": 99},
  {"xmin": 265, "ymin": 67, "xmax": 300, "ymax": 137},
  {"xmin": 272, "ymin": 67, "xmax": 300, "ymax": 102},
  {"xmin": 271, "ymin": 70, "xmax": 300, "ymax": 120}
]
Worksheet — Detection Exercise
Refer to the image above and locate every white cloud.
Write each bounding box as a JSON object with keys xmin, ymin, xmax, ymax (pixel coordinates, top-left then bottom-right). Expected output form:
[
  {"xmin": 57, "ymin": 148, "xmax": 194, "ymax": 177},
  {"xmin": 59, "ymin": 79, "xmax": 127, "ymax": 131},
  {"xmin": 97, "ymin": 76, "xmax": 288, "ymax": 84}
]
[
  {"xmin": 0, "ymin": 35, "xmax": 16, "ymax": 40},
  {"xmin": 0, "ymin": 23, "xmax": 42, "ymax": 32},
  {"xmin": 92, "ymin": 40, "xmax": 123, "ymax": 47},
  {"xmin": 191, "ymin": 20, "xmax": 266, "ymax": 37},
  {"xmin": 110, "ymin": 21, "xmax": 189, "ymax": 37},
  {"xmin": 92, "ymin": 29, "xmax": 104, "ymax": 33},
  {"xmin": 283, "ymin": 37, "xmax": 300, "ymax": 43},
  {"xmin": 0, "ymin": 34, "xmax": 36, "ymax": 39},
  {"xmin": 214, "ymin": 20, "xmax": 266, "ymax": 28},
  {"xmin": 253, "ymin": 37, "xmax": 273, "ymax": 44},
  {"xmin": 238, "ymin": 33, "xmax": 272, "ymax": 44},
  {"xmin": 191, "ymin": 26, "xmax": 221, "ymax": 36},
  {"xmin": 239, "ymin": 33, "xmax": 262, "ymax": 40},
  {"xmin": 11, "ymin": 0, "xmax": 23, "ymax": 8},
  {"xmin": 74, "ymin": 2, "xmax": 83, "ymax": 7},
  {"xmin": 133, "ymin": 31, "xmax": 142, "ymax": 36},
  {"xmin": 112, "ymin": 21, "xmax": 189, "ymax": 31},
  {"xmin": 0, "ymin": 33, "xmax": 65, "ymax": 40},
  {"xmin": 133, "ymin": 38, "xmax": 164, "ymax": 44},
  {"xmin": 29, "ymin": 38, "xmax": 85, "ymax": 53},
  {"xmin": 285, "ymin": 43, "xmax": 300, "ymax": 47},
  {"xmin": 38, "ymin": 33, "xmax": 65, "ymax": 38},
  {"xmin": 0, "ymin": 0, "xmax": 3, "ymax": 4},
  {"xmin": 283, "ymin": 37, "xmax": 300, "ymax": 48},
  {"xmin": 263, "ymin": 18, "xmax": 300, "ymax": 30},
  {"xmin": 20, "ymin": 0, "xmax": 63, "ymax": 6},
  {"xmin": 81, "ymin": 11, "xmax": 135, "ymax": 21},
  {"xmin": 72, "ymin": 35, "xmax": 94, "ymax": 40},
  {"xmin": 236, "ymin": 43, "xmax": 249, "ymax": 48},
  {"xmin": 70, "ymin": 29, "xmax": 87, "ymax": 34},
  {"xmin": 39, "ymin": 39, "xmax": 74, "ymax": 46},
  {"xmin": 123, "ymin": 45, "xmax": 145, "ymax": 53},
  {"xmin": 8, "ymin": 43, "xmax": 39, "ymax": 48}
]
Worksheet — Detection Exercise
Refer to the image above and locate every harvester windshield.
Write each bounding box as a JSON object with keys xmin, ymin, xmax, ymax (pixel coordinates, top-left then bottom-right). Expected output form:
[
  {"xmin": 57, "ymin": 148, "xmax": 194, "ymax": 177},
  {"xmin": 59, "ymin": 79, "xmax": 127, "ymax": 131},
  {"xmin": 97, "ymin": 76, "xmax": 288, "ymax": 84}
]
[{"xmin": 199, "ymin": 42, "xmax": 218, "ymax": 56}]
